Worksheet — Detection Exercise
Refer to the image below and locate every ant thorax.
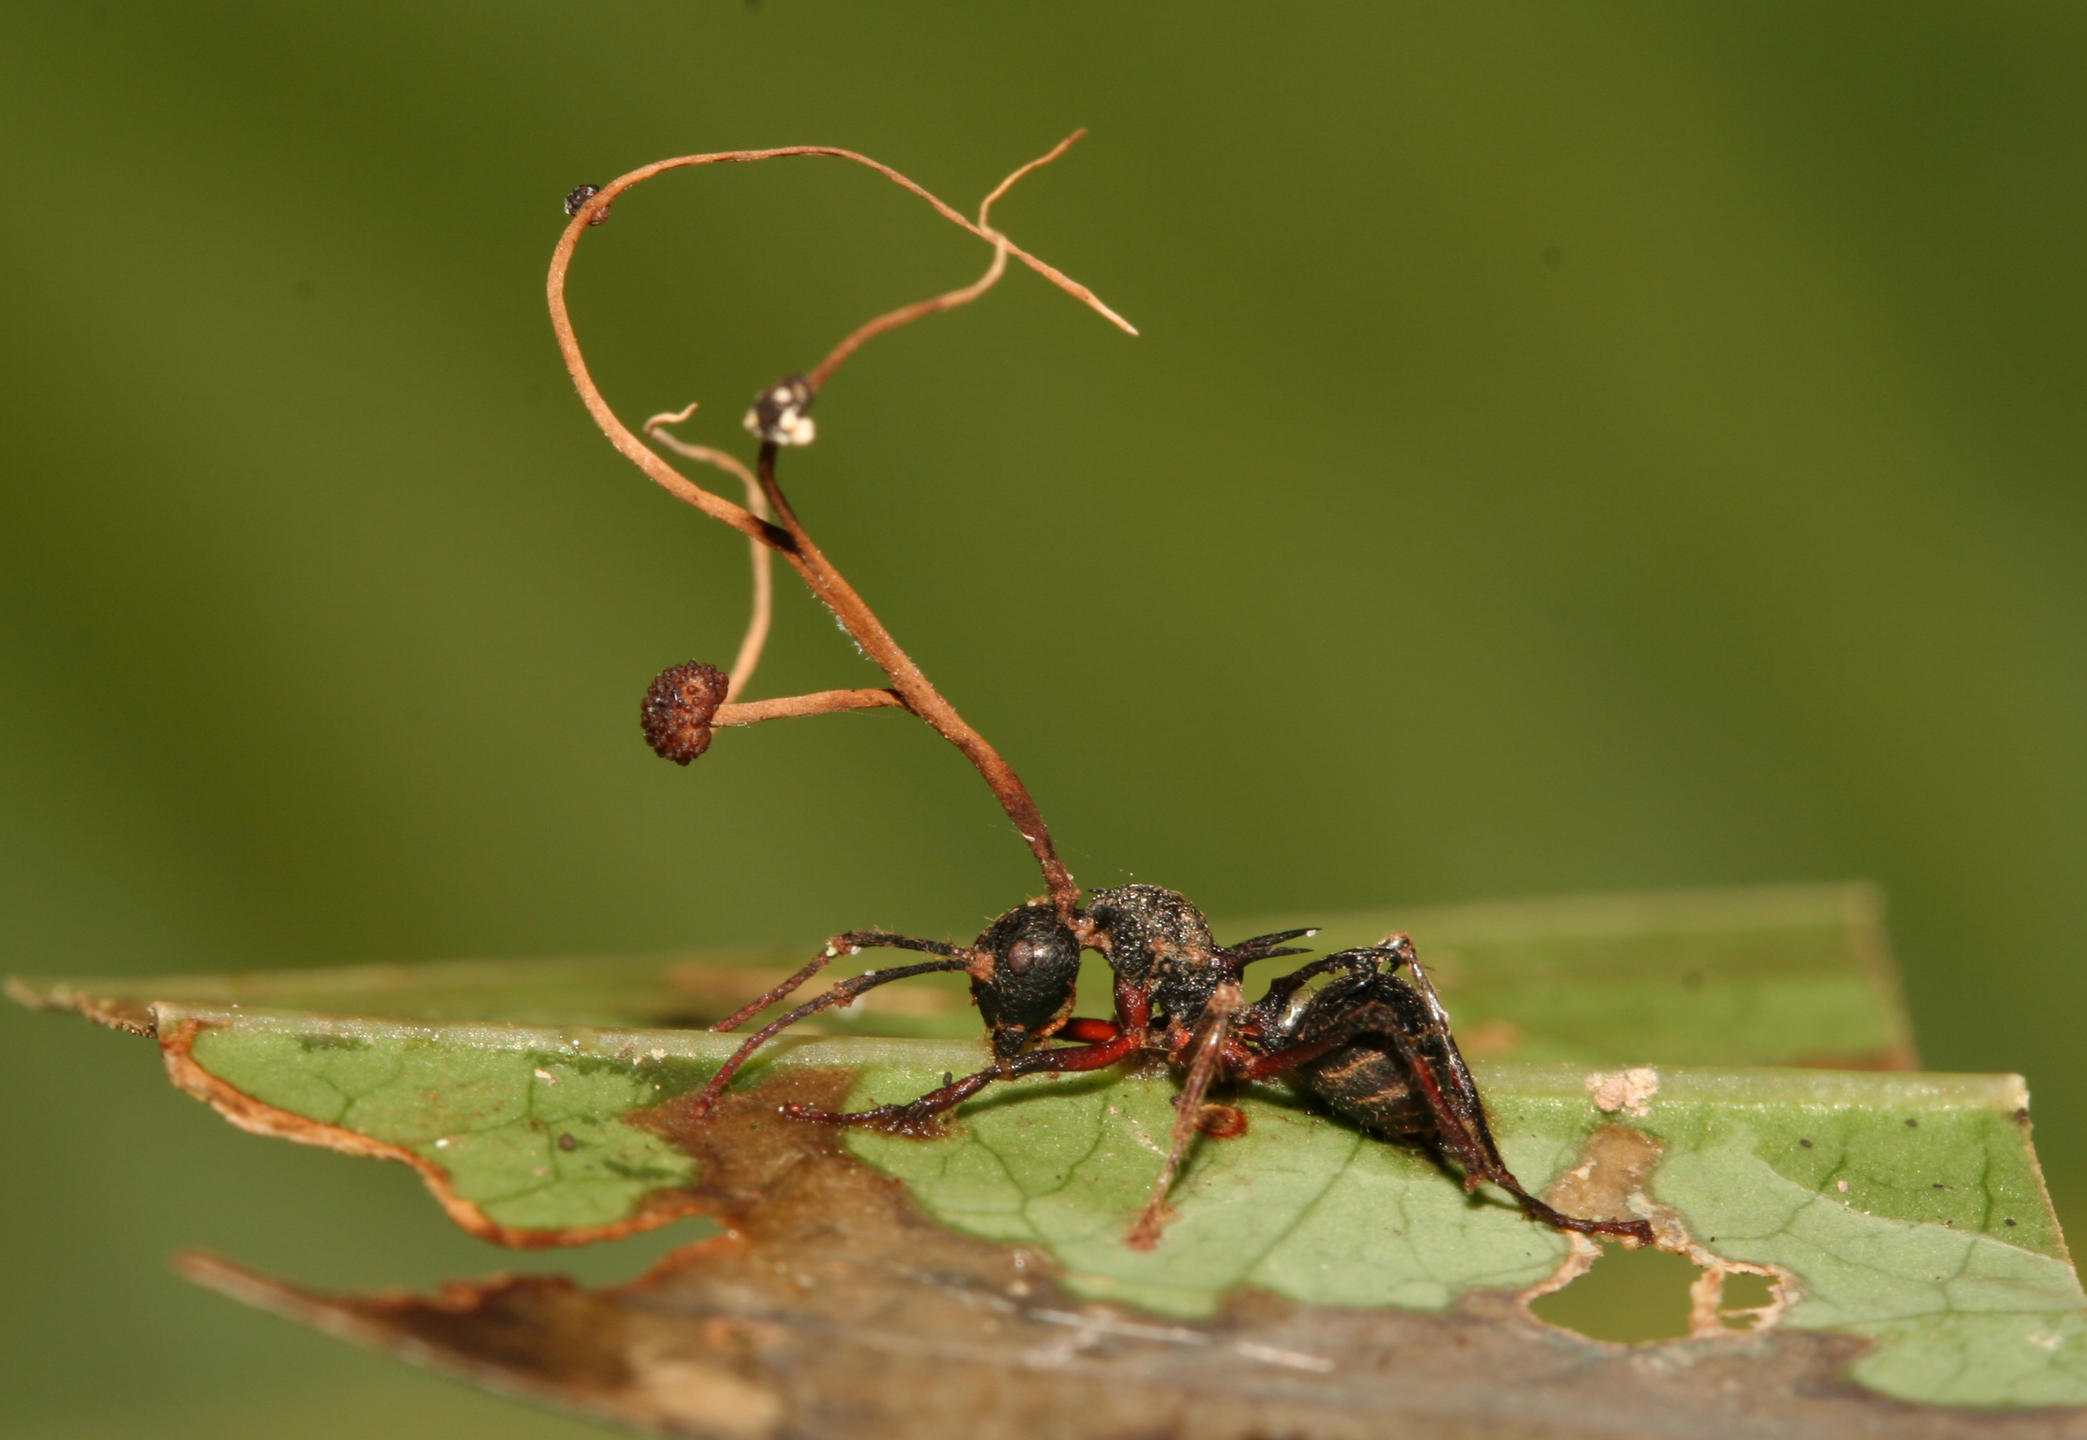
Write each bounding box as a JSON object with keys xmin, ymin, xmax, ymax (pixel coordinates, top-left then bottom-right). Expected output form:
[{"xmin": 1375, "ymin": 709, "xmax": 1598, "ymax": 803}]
[{"xmin": 1084, "ymin": 884, "xmax": 1232, "ymax": 1023}]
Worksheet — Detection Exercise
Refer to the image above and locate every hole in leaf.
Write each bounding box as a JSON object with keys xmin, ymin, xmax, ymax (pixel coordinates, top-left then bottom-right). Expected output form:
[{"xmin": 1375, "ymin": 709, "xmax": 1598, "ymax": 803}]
[
  {"xmin": 1529, "ymin": 1245, "xmax": 1701, "ymax": 1343},
  {"xmin": 1719, "ymin": 1269, "xmax": 1776, "ymax": 1328}
]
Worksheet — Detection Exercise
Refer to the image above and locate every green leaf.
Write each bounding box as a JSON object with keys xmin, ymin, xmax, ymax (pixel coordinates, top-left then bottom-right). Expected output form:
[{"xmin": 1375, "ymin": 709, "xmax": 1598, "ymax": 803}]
[
  {"xmin": 12, "ymin": 885, "xmax": 2082, "ymax": 1425},
  {"xmin": 26, "ymin": 1004, "xmax": 2085, "ymax": 1412},
  {"xmin": 840, "ymin": 1054, "xmax": 2085, "ymax": 1401}
]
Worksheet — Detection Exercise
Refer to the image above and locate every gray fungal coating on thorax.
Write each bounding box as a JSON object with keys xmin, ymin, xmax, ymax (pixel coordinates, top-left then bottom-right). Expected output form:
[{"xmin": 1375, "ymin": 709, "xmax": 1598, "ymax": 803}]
[{"xmin": 1085, "ymin": 884, "xmax": 1230, "ymax": 1023}]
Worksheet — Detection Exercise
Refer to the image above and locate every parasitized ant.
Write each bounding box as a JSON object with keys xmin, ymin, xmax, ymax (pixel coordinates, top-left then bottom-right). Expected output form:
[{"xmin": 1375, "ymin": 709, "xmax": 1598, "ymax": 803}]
[{"xmin": 550, "ymin": 135, "xmax": 1653, "ymax": 1250}]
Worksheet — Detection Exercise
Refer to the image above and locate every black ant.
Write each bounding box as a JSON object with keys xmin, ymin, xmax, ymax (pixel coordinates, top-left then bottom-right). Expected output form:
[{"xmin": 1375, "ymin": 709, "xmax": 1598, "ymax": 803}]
[
  {"xmin": 550, "ymin": 136, "xmax": 1654, "ymax": 1250},
  {"xmin": 681, "ymin": 885, "xmax": 1649, "ymax": 1247}
]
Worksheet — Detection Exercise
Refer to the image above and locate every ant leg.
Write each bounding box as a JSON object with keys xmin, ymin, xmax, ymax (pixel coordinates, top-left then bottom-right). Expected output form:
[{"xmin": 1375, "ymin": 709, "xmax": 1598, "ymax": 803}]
[
  {"xmin": 1237, "ymin": 955, "xmax": 1653, "ymax": 1244},
  {"xmin": 711, "ymin": 931, "xmax": 968, "ymax": 1032},
  {"xmin": 1222, "ymin": 927, "xmax": 1317, "ymax": 964},
  {"xmin": 1229, "ymin": 1033, "xmax": 1346, "ymax": 1081},
  {"xmin": 784, "ymin": 1028, "xmax": 1144, "ymax": 1127},
  {"xmin": 1126, "ymin": 980, "xmax": 1242, "ymax": 1250},
  {"xmin": 689, "ymin": 956, "xmax": 975, "ymax": 1117},
  {"xmin": 1252, "ymin": 947, "xmax": 1384, "ymax": 1012},
  {"xmin": 1113, "ymin": 973, "xmax": 1154, "ymax": 1033},
  {"xmin": 1383, "ymin": 959, "xmax": 1653, "ymax": 1244},
  {"xmin": 1231, "ymin": 944, "xmax": 1423, "ymax": 1081},
  {"xmin": 1058, "ymin": 1017, "xmax": 1123, "ymax": 1042}
]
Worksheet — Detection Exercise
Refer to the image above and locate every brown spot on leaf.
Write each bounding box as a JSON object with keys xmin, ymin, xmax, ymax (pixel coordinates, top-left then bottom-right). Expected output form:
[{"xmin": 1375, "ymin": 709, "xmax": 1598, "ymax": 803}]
[
  {"xmin": 1543, "ymin": 1124, "xmax": 1662, "ymax": 1230},
  {"xmin": 180, "ymin": 1217, "xmax": 2021, "ymax": 1440},
  {"xmin": 1523, "ymin": 1126, "xmax": 1798, "ymax": 1346}
]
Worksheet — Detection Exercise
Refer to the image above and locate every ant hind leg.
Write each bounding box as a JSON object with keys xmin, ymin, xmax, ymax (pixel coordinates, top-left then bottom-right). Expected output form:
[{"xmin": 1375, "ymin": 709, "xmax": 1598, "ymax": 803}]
[{"xmin": 1387, "ymin": 959, "xmax": 1655, "ymax": 1245}]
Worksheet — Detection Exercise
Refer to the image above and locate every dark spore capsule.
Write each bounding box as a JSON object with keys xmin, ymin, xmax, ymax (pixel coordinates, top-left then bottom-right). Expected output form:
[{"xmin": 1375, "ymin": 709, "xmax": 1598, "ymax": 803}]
[
  {"xmin": 563, "ymin": 184, "xmax": 611, "ymax": 225},
  {"xmin": 641, "ymin": 660, "xmax": 728, "ymax": 764}
]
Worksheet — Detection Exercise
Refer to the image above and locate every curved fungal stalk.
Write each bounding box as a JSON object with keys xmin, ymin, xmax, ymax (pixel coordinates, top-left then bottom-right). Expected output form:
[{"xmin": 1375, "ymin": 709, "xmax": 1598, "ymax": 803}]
[{"xmin": 548, "ymin": 136, "xmax": 1133, "ymax": 917}]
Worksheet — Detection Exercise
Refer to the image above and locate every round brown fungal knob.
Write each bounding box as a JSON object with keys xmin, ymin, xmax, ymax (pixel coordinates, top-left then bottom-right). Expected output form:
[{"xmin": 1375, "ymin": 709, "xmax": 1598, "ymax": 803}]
[{"xmin": 641, "ymin": 661, "xmax": 728, "ymax": 764}]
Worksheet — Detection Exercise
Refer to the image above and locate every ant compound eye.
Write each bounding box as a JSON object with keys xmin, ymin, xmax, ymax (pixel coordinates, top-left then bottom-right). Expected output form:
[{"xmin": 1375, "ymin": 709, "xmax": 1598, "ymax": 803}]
[
  {"xmin": 1005, "ymin": 937, "xmax": 1048, "ymax": 975},
  {"xmin": 563, "ymin": 184, "xmax": 611, "ymax": 226},
  {"xmin": 640, "ymin": 660, "xmax": 728, "ymax": 764},
  {"xmin": 744, "ymin": 375, "xmax": 816, "ymax": 446}
]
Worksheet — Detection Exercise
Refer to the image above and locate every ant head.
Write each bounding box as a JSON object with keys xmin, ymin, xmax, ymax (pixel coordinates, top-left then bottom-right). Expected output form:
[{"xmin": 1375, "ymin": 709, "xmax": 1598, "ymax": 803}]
[{"xmin": 970, "ymin": 903, "xmax": 1083, "ymax": 1058}]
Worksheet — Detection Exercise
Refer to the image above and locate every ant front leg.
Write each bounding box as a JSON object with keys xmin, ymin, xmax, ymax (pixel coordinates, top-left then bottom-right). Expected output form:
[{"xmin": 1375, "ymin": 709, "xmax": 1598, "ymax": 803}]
[
  {"xmin": 1058, "ymin": 1017, "xmax": 1124, "ymax": 1042},
  {"xmin": 783, "ymin": 1028, "xmax": 1145, "ymax": 1129},
  {"xmin": 1126, "ymin": 978, "xmax": 1243, "ymax": 1250},
  {"xmin": 710, "ymin": 931, "xmax": 969, "ymax": 1033},
  {"xmin": 689, "ymin": 946, "xmax": 974, "ymax": 1117}
]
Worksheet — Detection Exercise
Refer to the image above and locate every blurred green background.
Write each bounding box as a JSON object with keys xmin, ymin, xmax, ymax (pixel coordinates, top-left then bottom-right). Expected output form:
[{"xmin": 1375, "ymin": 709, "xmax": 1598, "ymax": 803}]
[{"xmin": 6, "ymin": 3, "xmax": 2085, "ymax": 1435}]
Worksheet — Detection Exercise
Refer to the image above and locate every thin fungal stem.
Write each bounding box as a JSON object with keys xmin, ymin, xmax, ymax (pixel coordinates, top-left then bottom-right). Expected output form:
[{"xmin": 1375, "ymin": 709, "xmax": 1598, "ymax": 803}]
[
  {"xmin": 977, "ymin": 129, "xmax": 1088, "ymax": 230},
  {"xmin": 806, "ymin": 131, "xmax": 1092, "ymax": 394},
  {"xmin": 807, "ymin": 235, "xmax": 1007, "ymax": 392},
  {"xmin": 643, "ymin": 405, "xmax": 773, "ymax": 697},
  {"xmin": 715, "ymin": 688, "xmax": 902, "ymax": 726},
  {"xmin": 754, "ymin": 443, "xmax": 1078, "ymax": 911},
  {"xmin": 548, "ymin": 141, "xmax": 1121, "ymax": 919}
]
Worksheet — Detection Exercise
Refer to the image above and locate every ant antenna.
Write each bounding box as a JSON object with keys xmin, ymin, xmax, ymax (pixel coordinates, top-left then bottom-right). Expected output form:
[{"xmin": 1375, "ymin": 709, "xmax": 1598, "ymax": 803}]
[{"xmin": 548, "ymin": 136, "xmax": 1133, "ymax": 920}]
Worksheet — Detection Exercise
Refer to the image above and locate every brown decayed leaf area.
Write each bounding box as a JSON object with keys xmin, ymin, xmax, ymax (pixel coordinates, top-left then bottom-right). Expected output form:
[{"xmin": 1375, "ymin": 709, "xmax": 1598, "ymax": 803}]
[{"xmin": 178, "ymin": 1068, "xmax": 2087, "ymax": 1440}]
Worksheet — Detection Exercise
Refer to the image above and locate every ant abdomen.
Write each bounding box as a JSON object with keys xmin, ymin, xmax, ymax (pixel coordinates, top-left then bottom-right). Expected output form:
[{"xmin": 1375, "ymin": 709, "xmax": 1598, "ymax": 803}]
[
  {"xmin": 1288, "ymin": 976, "xmax": 1436, "ymax": 1139},
  {"xmin": 971, "ymin": 903, "xmax": 1083, "ymax": 1058}
]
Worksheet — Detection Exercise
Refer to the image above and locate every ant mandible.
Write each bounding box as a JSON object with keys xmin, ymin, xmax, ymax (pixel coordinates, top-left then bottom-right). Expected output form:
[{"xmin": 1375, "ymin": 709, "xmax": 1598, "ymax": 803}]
[{"xmin": 550, "ymin": 135, "xmax": 1653, "ymax": 1250}]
